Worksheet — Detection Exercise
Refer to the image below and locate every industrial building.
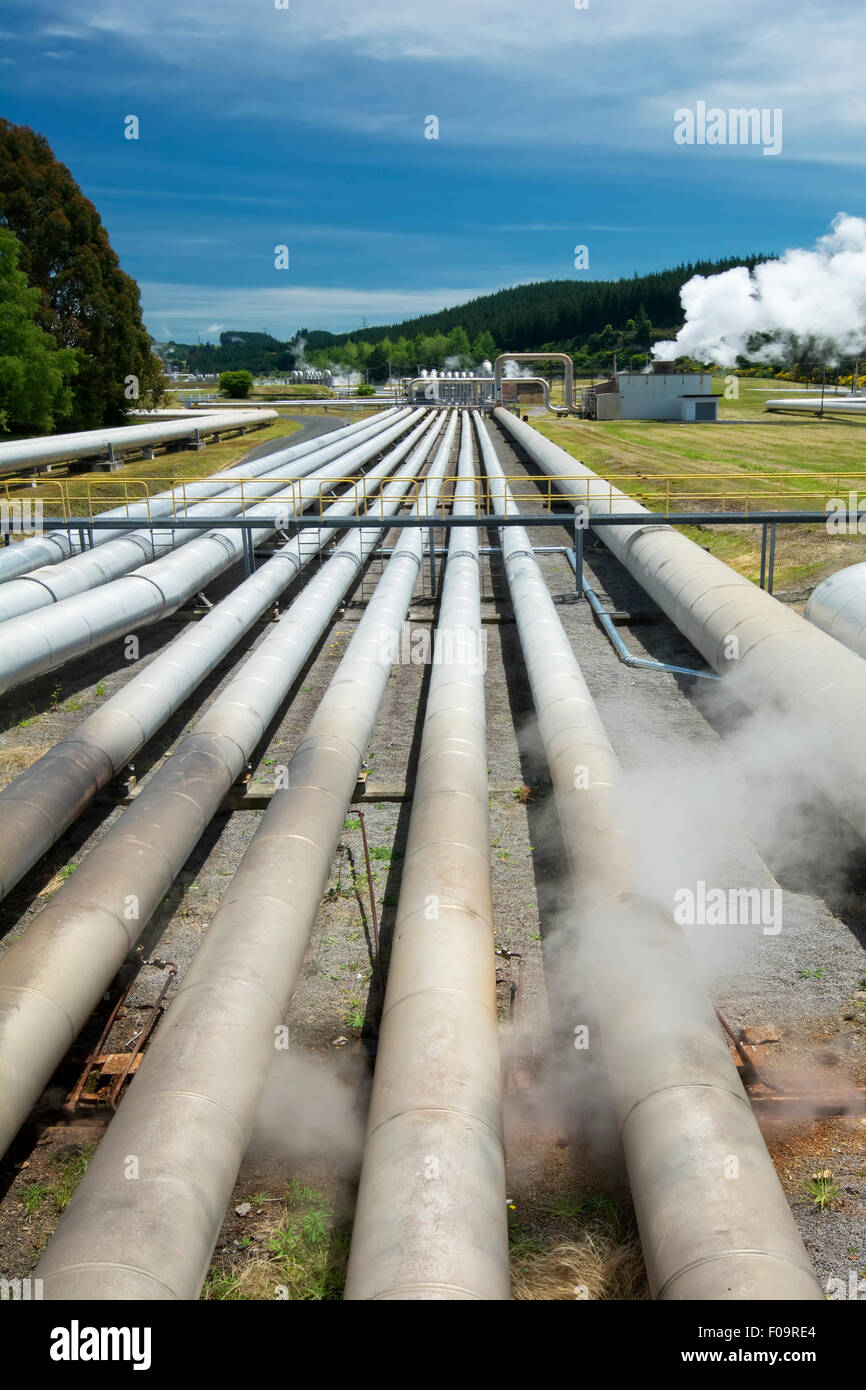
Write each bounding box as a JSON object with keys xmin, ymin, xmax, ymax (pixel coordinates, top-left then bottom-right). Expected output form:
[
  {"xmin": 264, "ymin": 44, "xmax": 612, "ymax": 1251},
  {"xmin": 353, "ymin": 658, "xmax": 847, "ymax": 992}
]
[{"xmin": 583, "ymin": 363, "xmax": 719, "ymax": 421}]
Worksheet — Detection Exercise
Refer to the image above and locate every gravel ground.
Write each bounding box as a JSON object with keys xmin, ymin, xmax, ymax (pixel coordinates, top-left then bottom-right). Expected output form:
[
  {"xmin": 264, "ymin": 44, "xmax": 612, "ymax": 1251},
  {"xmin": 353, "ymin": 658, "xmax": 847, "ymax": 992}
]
[{"xmin": 0, "ymin": 408, "xmax": 863, "ymax": 1297}]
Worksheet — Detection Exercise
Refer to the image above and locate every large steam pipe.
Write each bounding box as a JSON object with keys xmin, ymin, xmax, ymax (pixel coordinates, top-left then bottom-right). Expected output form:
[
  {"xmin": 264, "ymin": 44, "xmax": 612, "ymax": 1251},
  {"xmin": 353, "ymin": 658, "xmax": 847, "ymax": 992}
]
[
  {"xmin": 0, "ymin": 409, "xmax": 401, "ymax": 583},
  {"xmin": 492, "ymin": 406, "xmax": 866, "ymax": 847},
  {"xmin": 0, "ymin": 428, "xmax": 429, "ymax": 905},
  {"xmin": 804, "ymin": 561, "xmax": 866, "ymax": 658},
  {"xmin": 34, "ymin": 414, "xmax": 458, "ymax": 1300},
  {"xmin": 0, "ymin": 408, "xmax": 278, "ymax": 480},
  {"xmin": 0, "ymin": 411, "xmax": 427, "ymax": 693},
  {"xmin": 765, "ymin": 397, "xmax": 866, "ymax": 415},
  {"xmin": 0, "ymin": 411, "xmax": 409, "ymax": 618},
  {"xmin": 344, "ymin": 416, "xmax": 509, "ymax": 1300},
  {"xmin": 0, "ymin": 412, "xmax": 444, "ymax": 1163},
  {"xmin": 475, "ymin": 413, "xmax": 821, "ymax": 1300},
  {"xmin": 493, "ymin": 353, "xmax": 575, "ymax": 414}
]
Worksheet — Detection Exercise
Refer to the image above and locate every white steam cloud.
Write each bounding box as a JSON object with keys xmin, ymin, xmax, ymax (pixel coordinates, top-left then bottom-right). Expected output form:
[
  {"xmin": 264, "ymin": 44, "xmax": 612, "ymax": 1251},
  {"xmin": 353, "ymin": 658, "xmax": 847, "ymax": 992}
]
[{"xmin": 654, "ymin": 213, "xmax": 866, "ymax": 367}]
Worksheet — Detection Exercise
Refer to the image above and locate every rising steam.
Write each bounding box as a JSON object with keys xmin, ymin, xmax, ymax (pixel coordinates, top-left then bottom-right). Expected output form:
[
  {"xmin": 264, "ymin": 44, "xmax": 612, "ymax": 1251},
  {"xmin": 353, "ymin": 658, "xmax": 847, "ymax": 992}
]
[{"xmin": 653, "ymin": 213, "xmax": 866, "ymax": 367}]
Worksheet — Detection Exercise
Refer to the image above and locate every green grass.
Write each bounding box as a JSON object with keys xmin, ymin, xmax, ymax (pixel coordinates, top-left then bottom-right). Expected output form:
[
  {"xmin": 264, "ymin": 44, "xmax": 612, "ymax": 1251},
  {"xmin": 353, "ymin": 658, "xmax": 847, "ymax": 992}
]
[
  {"xmin": 203, "ymin": 1181, "xmax": 349, "ymax": 1301},
  {"xmin": 20, "ymin": 1143, "xmax": 96, "ymax": 1218},
  {"xmin": 526, "ymin": 377, "xmax": 866, "ymax": 591},
  {"xmin": 342, "ymin": 996, "xmax": 365, "ymax": 1029},
  {"xmin": 0, "ymin": 417, "xmax": 304, "ymax": 511}
]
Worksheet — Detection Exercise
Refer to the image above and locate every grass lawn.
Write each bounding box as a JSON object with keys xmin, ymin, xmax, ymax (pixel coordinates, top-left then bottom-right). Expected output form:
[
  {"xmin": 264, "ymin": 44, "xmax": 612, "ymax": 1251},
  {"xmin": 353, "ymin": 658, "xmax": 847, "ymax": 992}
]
[
  {"xmin": 526, "ymin": 376, "xmax": 866, "ymax": 595},
  {"xmin": 0, "ymin": 415, "xmax": 308, "ymax": 520}
]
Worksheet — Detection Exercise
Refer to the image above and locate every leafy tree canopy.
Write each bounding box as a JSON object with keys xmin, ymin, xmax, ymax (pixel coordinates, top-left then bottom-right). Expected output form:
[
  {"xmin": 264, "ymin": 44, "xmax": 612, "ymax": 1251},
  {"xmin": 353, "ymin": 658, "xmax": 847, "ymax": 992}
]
[
  {"xmin": 0, "ymin": 227, "xmax": 77, "ymax": 435},
  {"xmin": 0, "ymin": 119, "xmax": 165, "ymax": 430}
]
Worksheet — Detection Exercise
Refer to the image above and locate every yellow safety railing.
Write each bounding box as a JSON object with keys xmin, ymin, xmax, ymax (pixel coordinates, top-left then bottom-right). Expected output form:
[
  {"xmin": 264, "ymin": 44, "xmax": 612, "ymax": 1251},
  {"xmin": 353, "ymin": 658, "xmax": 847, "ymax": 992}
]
[{"xmin": 5, "ymin": 471, "xmax": 866, "ymax": 528}]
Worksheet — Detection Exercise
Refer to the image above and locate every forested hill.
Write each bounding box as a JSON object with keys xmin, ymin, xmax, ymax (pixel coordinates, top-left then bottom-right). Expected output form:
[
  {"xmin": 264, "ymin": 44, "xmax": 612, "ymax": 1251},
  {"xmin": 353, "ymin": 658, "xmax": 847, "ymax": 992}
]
[
  {"xmin": 156, "ymin": 254, "xmax": 771, "ymax": 379},
  {"xmin": 304, "ymin": 255, "xmax": 769, "ymax": 356}
]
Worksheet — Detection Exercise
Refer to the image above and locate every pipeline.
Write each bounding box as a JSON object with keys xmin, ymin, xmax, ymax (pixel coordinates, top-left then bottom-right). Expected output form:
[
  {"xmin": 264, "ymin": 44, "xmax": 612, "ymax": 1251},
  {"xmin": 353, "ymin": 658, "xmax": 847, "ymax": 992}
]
[
  {"xmin": 0, "ymin": 409, "xmax": 401, "ymax": 583},
  {"xmin": 765, "ymin": 397, "xmax": 866, "ymax": 415},
  {"xmin": 0, "ymin": 408, "xmax": 278, "ymax": 480},
  {"xmin": 344, "ymin": 415, "xmax": 509, "ymax": 1300},
  {"xmin": 475, "ymin": 412, "xmax": 821, "ymax": 1299},
  {"xmin": 493, "ymin": 352, "xmax": 576, "ymax": 414},
  {"xmin": 34, "ymin": 413, "xmax": 458, "ymax": 1299},
  {"xmin": 0, "ymin": 410, "xmax": 427, "ymax": 693},
  {"xmin": 804, "ymin": 561, "xmax": 866, "ymax": 659},
  {"xmin": 492, "ymin": 406, "xmax": 866, "ymax": 847},
  {"xmin": 0, "ymin": 411, "xmax": 445, "ymax": 1163},
  {"xmin": 0, "ymin": 410, "xmax": 410, "ymax": 619},
  {"xmin": 0, "ymin": 424, "xmax": 433, "ymax": 904}
]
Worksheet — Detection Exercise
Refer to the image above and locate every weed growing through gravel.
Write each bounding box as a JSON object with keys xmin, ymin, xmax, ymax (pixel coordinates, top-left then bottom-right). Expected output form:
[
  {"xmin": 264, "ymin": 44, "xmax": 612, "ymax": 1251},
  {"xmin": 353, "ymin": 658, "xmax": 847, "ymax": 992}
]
[
  {"xmin": 202, "ymin": 1181, "xmax": 348, "ymax": 1300},
  {"xmin": 20, "ymin": 1143, "xmax": 96, "ymax": 1218},
  {"xmin": 806, "ymin": 1170, "xmax": 839, "ymax": 1211}
]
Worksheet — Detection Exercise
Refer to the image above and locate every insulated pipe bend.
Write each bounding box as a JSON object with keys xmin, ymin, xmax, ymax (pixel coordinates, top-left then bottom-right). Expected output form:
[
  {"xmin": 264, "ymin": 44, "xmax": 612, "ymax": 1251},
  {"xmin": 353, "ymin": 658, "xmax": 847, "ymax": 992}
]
[{"xmin": 475, "ymin": 413, "xmax": 822, "ymax": 1301}]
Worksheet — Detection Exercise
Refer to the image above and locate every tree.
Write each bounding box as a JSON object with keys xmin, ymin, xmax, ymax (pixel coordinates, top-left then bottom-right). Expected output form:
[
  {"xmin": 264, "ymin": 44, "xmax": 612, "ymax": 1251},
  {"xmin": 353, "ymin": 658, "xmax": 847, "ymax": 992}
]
[
  {"xmin": 0, "ymin": 119, "xmax": 165, "ymax": 430},
  {"xmin": 472, "ymin": 329, "xmax": 498, "ymax": 365},
  {"xmin": 0, "ymin": 228, "xmax": 77, "ymax": 434},
  {"xmin": 366, "ymin": 344, "xmax": 389, "ymax": 383},
  {"xmin": 219, "ymin": 370, "xmax": 254, "ymax": 398},
  {"xmin": 445, "ymin": 324, "xmax": 472, "ymax": 365}
]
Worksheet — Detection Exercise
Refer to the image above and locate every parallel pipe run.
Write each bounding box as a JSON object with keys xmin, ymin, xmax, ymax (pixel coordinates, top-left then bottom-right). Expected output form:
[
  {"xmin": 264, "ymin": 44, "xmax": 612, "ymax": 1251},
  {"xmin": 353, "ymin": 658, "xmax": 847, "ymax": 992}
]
[
  {"xmin": 492, "ymin": 406, "xmax": 866, "ymax": 846},
  {"xmin": 0, "ymin": 408, "xmax": 278, "ymax": 479},
  {"xmin": 804, "ymin": 561, "xmax": 866, "ymax": 659},
  {"xmin": 35, "ymin": 414, "xmax": 459, "ymax": 1300},
  {"xmin": 0, "ymin": 409, "xmax": 410, "ymax": 621},
  {"xmin": 0, "ymin": 410, "xmax": 428, "ymax": 693},
  {"xmin": 0, "ymin": 433, "xmax": 427, "ymax": 905},
  {"xmin": 475, "ymin": 413, "xmax": 822, "ymax": 1300},
  {"xmin": 0, "ymin": 408, "xmax": 401, "ymax": 583},
  {"xmin": 344, "ymin": 415, "xmax": 509, "ymax": 1302},
  {"xmin": 0, "ymin": 409, "xmax": 400, "ymax": 584},
  {"xmin": 0, "ymin": 412, "xmax": 446, "ymax": 1163}
]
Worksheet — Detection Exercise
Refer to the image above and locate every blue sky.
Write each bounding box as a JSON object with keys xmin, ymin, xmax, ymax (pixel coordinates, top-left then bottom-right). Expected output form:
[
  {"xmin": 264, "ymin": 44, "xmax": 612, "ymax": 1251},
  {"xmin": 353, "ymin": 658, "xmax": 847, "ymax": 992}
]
[{"xmin": 1, "ymin": 0, "xmax": 864, "ymax": 342}]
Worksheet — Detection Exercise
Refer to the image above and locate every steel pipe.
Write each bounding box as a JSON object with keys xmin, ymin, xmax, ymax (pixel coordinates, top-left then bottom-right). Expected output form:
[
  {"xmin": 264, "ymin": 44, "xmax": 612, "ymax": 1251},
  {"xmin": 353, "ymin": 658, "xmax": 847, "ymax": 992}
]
[
  {"xmin": 0, "ymin": 409, "xmax": 278, "ymax": 479},
  {"xmin": 493, "ymin": 352, "xmax": 575, "ymax": 414},
  {"xmin": 0, "ymin": 409, "xmax": 401, "ymax": 583},
  {"xmin": 344, "ymin": 415, "xmax": 509, "ymax": 1300},
  {"xmin": 804, "ymin": 561, "xmax": 866, "ymax": 658},
  {"xmin": 34, "ymin": 414, "xmax": 458, "ymax": 1299},
  {"xmin": 0, "ymin": 429, "xmax": 429, "ymax": 905},
  {"xmin": 0, "ymin": 411, "xmax": 427, "ymax": 693},
  {"xmin": 476, "ymin": 413, "xmax": 821, "ymax": 1300},
  {"xmin": 492, "ymin": 406, "xmax": 866, "ymax": 846},
  {"xmin": 0, "ymin": 411, "xmax": 408, "ymax": 618},
  {"xmin": 0, "ymin": 412, "xmax": 444, "ymax": 1163},
  {"xmin": 765, "ymin": 397, "xmax": 866, "ymax": 415}
]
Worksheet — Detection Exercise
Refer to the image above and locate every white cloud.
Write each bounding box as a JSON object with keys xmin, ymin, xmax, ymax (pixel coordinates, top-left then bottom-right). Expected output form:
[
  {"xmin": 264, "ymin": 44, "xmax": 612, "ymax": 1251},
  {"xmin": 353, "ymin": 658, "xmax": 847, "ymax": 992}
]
[
  {"xmin": 61, "ymin": 0, "xmax": 866, "ymax": 163},
  {"xmin": 141, "ymin": 281, "xmax": 497, "ymax": 338}
]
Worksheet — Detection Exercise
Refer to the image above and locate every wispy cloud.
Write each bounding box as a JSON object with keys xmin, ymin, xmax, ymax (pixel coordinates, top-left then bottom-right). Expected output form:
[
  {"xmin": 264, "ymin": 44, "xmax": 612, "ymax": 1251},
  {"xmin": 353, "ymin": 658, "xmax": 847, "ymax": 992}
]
[{"xmin": 141, "ymin": 281, "xmax": 497, "ymax": 339}]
